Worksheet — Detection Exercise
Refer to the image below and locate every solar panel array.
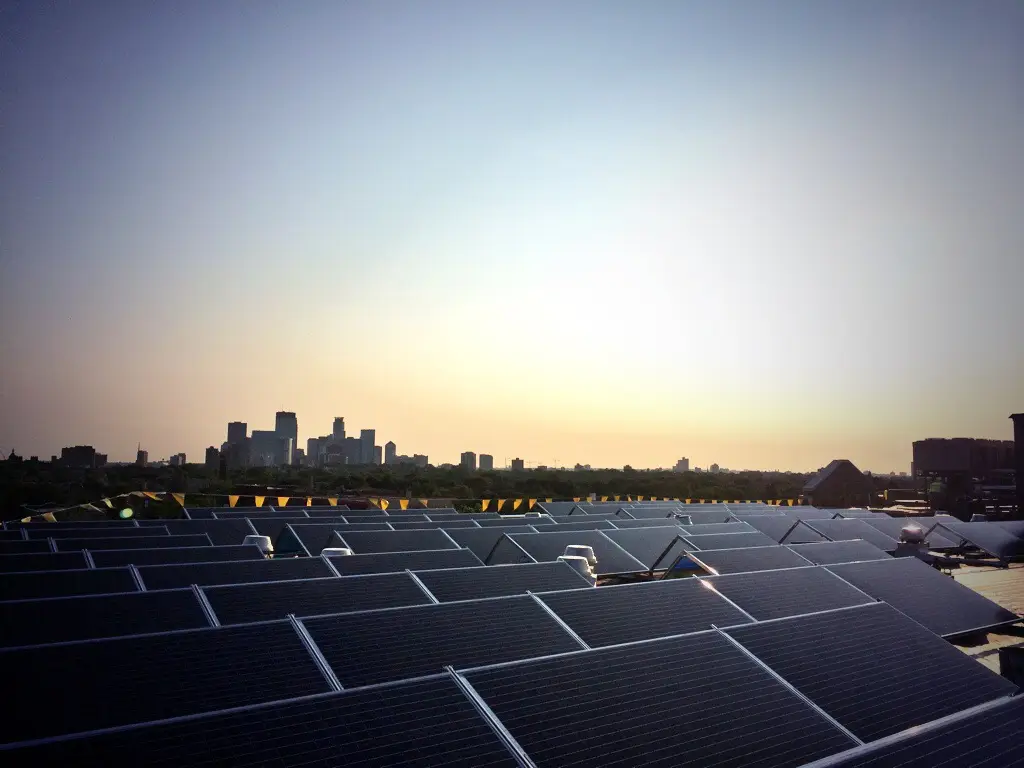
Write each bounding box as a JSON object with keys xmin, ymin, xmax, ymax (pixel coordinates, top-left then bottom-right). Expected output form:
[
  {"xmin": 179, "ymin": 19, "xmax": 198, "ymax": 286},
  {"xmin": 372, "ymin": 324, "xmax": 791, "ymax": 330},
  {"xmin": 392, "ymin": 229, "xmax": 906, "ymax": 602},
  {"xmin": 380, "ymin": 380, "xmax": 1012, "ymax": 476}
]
[{"xmin": 2, "ymin": 511, "xmax": 1020, "ymax": 763}]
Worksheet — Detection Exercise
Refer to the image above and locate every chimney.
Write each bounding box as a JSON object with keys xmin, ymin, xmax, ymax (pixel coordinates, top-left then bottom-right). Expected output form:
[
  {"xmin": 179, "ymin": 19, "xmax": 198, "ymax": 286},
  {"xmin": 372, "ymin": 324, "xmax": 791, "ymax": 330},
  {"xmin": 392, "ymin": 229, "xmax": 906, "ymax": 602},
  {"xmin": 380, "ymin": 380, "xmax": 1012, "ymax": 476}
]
[{"xmin": 1011, "ymin": 413, "xmax": 1024, "ymax": 519}]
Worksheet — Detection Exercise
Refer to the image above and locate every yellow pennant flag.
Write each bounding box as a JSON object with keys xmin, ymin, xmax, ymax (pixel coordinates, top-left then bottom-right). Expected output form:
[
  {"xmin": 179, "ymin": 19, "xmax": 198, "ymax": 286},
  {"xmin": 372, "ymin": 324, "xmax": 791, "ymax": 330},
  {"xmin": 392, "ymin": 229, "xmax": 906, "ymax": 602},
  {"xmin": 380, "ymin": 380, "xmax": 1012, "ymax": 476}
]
[
  {"xmin": 572, "ymin": 497, "xmax": 581, "ymax": 502},
  {"xmin": 255, "ymin": 496, "xmax": 266, "ymax": 508},
  {"xmin": 328, "ymin": 498, "xmax": 338, "ymax": 507},
  {"xmin": 627, "ymin": 496, "xmax": 633, "ymax": 502},
  {"xmin": 42, "ymin": 512, "xmax": 57, "ymax": 522},
  {"xmin": 480, "ymin": 499, "xmax": 490, "ymax": 512},
  {"xmin": 674, "ymin": 497, "xmax": 681, "ymax": 502},
  {"xmin": 368, "ymin": 498, "xmax": 380, "ymax": 508},
  {"xmin": 545, "ymin": 498, "xmax": 553, "ymax": 503},
  {"xmin": 497, "ymin": 499, "xmax": 506, "ymax": 512},
  {"xmin": 380, "ymin": 499, "xmax": 390, "ymax": 511},
  {"xmin": 419, "ymin": 499, "xmax": 429, "ymax": 509},
  {"xmin": 614, "ymin": 495, "xmax": 620, "ymax": 501},
  {"xmin": 228, "ymin": 495, "xmax": 240, "ymax": 508},
  {"xmin": 21, "ymin": 516, "xmax": 32, "ymax": 523},
  {"xmin": 513, "ymin": 499, "xmax": 522, "ymax": 511},
  {"xmin": 143, "ymin": 492, "xmax": 162, "ymax": 501},
  {"xmin": 528, "ymin": 499, "xmax": 537, "ymax": 510},
  {"xmin": 277, "ymin": 497, "xmax": 290, "ymax": 508},
  {"xmin": 102, "ymin": 498, "xmax": 113, "ymax": 509},
  {"xmin": 734, "ymin": 499, "xmax": 741, "ymax": 504},
  {"xmin": 650, "ymin": 496, "xmax": 657, "ymax": 501},
  {"xmin": 306, "ymin": 497, "xmax": 313, "ymax": 507},
  {"xmin": 171, "ymin": 493, "xmax": 186, "ymax": 507},
  {"xmin": 638, "ymin": 495, "xmax": 645, "ymax": 501},
  {"xmin": 686, "ymin": 498, "xmax": 692, "ymax": 503},
  {"xmin": 788, "ymin": 499, "xmax": 795, "ymax": 506},
  {"xmin": 600, "ymin": 496, "xmax": 609, "ymax": 502},
  {"xmin": 400, "ymin": 499, "xmax": 410, "ymax": 510}
]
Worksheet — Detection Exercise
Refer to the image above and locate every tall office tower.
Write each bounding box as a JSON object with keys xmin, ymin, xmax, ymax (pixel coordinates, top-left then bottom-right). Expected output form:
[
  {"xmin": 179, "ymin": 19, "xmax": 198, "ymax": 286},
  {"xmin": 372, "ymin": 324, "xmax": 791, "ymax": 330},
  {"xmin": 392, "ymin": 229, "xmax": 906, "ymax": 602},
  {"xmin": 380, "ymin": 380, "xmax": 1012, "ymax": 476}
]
[
  {"xmin": 360, "ymin": 429, "xmax": 375, "ymax": 464},
  {"xmin": 673, "ymin": 457, "xmax": 690, "ymax": 473},
  {"xmin": 343, "ymin": 436, "xmax": 362, "ymax": 465},
  {"xmin": 275, "ymin": 411, "xmax": 298, "ymax": 448},
  {"xmin": 374, "ymin": 445, "xmax": 383, "ymax": 465},
  {"xmin": 136, "ymin": 449, "xmax": 149, "ymax": 467},
  {"xmin": 205, "ymin": 446, "xmax": 220, "ymax": 470},
  {"xmin": 307, "ymin": 437, "xmax": 323, "ymax": 467},
  {"xmin": 332, "ymin": 417, "xmax": 345, "ymax": 442},
  {"xmin": 510, "ymin": 457, "xmax": 524, "ymax": 471},
  {"xmin": 384, "ymin": 441, "xmax": 397, "ymax": 465},
  {"xmin": 461, "ymin": 451, "xmax": 477, "ymax": 471},
  {"xmin": 479, "ymin": 454, "xmax": 494, "ymax": 471},
  {"xmin": 227, "ymin": 422, "xmax": 247, "ymax": 445}
]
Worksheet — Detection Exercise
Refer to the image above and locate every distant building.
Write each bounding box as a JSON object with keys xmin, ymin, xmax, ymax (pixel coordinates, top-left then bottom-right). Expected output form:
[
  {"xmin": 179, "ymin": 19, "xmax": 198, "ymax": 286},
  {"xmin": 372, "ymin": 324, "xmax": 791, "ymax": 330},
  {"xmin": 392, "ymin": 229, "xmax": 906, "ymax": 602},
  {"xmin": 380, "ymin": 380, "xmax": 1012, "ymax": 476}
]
[
  {"xmin": 94, "ymin": 453, "xmax": 107, "ymax": 467},
  {"xmin": 479, "ymin": 454, "xmax": 494, "ymax": 471},
  {"xmin": 373, "ymin": 445, "xmax": 382, "ymax": 465},
  {"xmin": 294, "ymin": 448, "xmax": 305, "ymax": 465},
  {"xmin": 673, "ymin": 457, "xmax": 690, "ymax": 473},
  {"xmin": 136, "ymin": 449, "xmax": 148, "ymax": 467},
  {"xmin": 221, "ymin": 439, "xmax": 249, "ymax": 470},
  {"xmin": 275, "ymin": 411, "xmax": 298, "ymax": 452},
  {"xmin": 413, "ymin": 454, "xmax": 429, "ymax": 468},
  {"xmin": 461, "ymin": 451, "xmax": 477, "ymax": 471},
  {"xmin": 227, "ymin": 422, "xmax": 247, "ymax": 445},
  {"xmin": 802, "ymin": 459, "xmax": 874, "ymax": 507},
  {"xmin": 341, "ymin": 436, "xmax": 363, "ymax": 465},
  {"xmin": 306, "ymin": 437, "xmax": 323, "ymax": 467},
  {"xmin": 709, "ymin": 463, "xmax": 720, "ymax": 473},
  {"xmin": 511, "ymin": 457, "xmax": 525, "ymax": 471},
  {"xmin": 385, "ymin": 441, "xmax": 397, "ymax": 465},
  {"xmin": 250, "ymin": 430, "xmax": 291, "ymax": 467},
  {"xmin": 169, "ymin": 453, "xmax": 186, "ymax": 467},
  {"xmin": 60, "ymin": 445, "xmax": 99, "ymax": 469},
  {"xmin": 332, "ymin": 417, "xmax": 345, "ymax": 442},
  {"xmin": 360, "ymin": 429, "xmax": 376, "ymax": 464},
  {"xmin": 205, "ymin": 446, "xmax": 220, "ymax": 470},
  {"xmin": 911, "ymin": 438, "xmax": 1014, "ymax": 477}
]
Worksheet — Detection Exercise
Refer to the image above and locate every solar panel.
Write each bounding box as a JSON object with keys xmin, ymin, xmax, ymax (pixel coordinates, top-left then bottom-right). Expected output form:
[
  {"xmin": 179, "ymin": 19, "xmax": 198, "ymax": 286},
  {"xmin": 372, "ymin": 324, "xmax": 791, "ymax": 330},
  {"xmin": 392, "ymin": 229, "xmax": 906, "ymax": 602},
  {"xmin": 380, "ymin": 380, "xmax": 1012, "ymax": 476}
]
[
  {"xmin": 3, "ymin": 675, "xmax": 522, "ymax": 766},
  {"xmin": 935, "ymin": 521, "xmax": 1024, "ymax": 559},
  {"xmin": 675, "ymin": 509, "xmax": 734, "ymax": 524},
  {"xmin": 26, "ymin": 525, "xmax": 169, "ymax": 540},
  {"xmin": 495, "ymin": 530, "xmax": 648, "ymax": 575},
  {"xmin": 183, "ymin": 507, "xmax": 217, "ymax": 518},
  {"xmin": 8, "ymin": 520, "xmax": 139, "ymax": 530},
  {"xmin": 798, "ymin": 519, "xmax": 900, "ymax": 552},
  {"xmin": 600, "ymin": 526, "xmax": 691, "ymax": 570},
  {"xmin": 611, "ymin": 518, "xmax": 689, "ymax": 528},
  {"xmin": 862, "ymin": 517, "xmax": 959, "ymax": 549},
  {"xmin": 686, "ymin": 545, "xmax": 814, "ymax": 575},
  {"xmin": 678, "ymin": 521, "xmax": 756, "ymax": 535},
  {"xmin": 336, "ymin": 529, "xmax": 459, "ymax": 554},
  {"xmin": 535, "ymin": 501, "xmax": 583, "ymax": 515},
  {"xmin": 0, "ymin": 530, "xmax": 25, "ymax": 541},
  {"xmin": 0, "ymin": 589, "xmax": 211, "ymax": 649},
  {"xmin": 741, "ymin": 515, "xmax": 830, "ymax": 544},
  {"xmin": 89, "ymin": 544, "xmax": 264, "ymax": 568},
  {"xmin": 387, "ymin": 520, "xmax": 482, "ymax": 530},
  {"xmin": 826, "ymin": 557, "xmax": 1020, "ymax": 637},
  {"xmin": 994, "ymin": 520, "xmax": 1024, "ymax": 538},
  {"xmin": 787, "ymin": 540, "xmax": 891, "ymax": 565},
  {"xmin": 138, "ymin": 518, "xmax": 257, "ymax": 546},
  {"xmin": 0, "ymin": 539, "xmax": 53, "ymax": 555},
  {"xmin": 536, "ymin": 578, "xmax": 753, "ymax": 647},
  {"xmin": 0, "ymin": 620, "xmax": 332, "ymax": 745},
  {"xmin": 464, "ymin": 630, "xmax": 856, "ymax": 767},
  {"xmin": 52, "ymin": 534, "xmax": 213, "ymax": 552},
  {"xmin": 325, "ymin": 548, "xmax": 483, "ymax": 575},
  {"xmin": 203, "ymin": 573, "xmax": 431, "ymax": 624},
  {"xmin": 700, "ymin": 566, "xmax": 873, "ymax": 620},
  {"xmin": 608, "ymin": 507, "xmax": 674, "ymax": 520},
  {"xmin": 831, "ymin": 509, "xmax": 876, "ymax": 518},
  {"xmin": 476, "ymin": 517, "xmax": 550, "ymax": 527},
  {"xmin": 215, "ymin": 508, "xmax": 308, "ymax": 519},
  {"xmin": 725, "ymin": 602, "xmax": 1019, "ymax": 742},
  {"xmin": 442, "ymin": 526, "xmax": 537, "ymax": 561},
  {"xmin": 0, "ymin": 551, "xmax": 88, "ymax": 573},
  {"xmin": 415, "ymin": 561, "xmax": 593, "ymax": 602},
  {"xmin": 791, "ymin": 507, "xmax": 848, "ymax": 520},
  {"xmin": 136, "ymin": 557, "xmax": 334, "ymax": 590},
  {"xmin": 809, "ymin": 696, "xmax": 1024, "ymax": 767},
  {"xmin": 546, "ymin": 519, "xmax": 617, "ymax": 531},
  {"xmin": 302, "ymin": 595, "xmax": 583, "ymax": 687},
  {"xmin": 0, "ymin": 567, "xmax": 138, "ymax": 601},
  {"xmin": 278, "ymin": 523, "xmax": 357, "ymax": 555},
  {"xmin": 682, "ymin": 531, "xmax": 779, "ymax": 550},
  {"xmin": 426, "ymin": 513, "xmax": 502, "ymax": 521}
]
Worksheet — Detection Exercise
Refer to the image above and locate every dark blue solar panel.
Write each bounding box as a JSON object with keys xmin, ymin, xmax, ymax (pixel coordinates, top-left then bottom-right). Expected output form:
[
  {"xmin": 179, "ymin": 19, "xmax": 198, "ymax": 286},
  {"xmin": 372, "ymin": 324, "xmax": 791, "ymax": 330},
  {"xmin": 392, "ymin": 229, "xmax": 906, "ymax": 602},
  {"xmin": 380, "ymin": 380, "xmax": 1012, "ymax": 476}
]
[
  {"xmin": 415, "ymin": 561, "xmax": 593, "ymax": 602},
  {"xmin": 325, "ymin": 548, "xmax": 483, "ymax": 575},
  {"xmin": 537, "ymin": 578, "xmax": 753, "ymax": 647},
  {"xmin": 2, "ymin": 676, "xmax": 521, "ymax": 766},
  {"xmin": 441, "ymin": 526, "xmax": 538, "ymax": 561},
  {"xmin": 52, "ymin": 534, "xmax": 213, "ymax": 551},
  {"xmin": 686, "ymin": 545, "xmax": 814, "ymax": 575},
  {"xmin": 0, "ymin": 620, "xmax": 332, "ymax": 745},
  {"xmin": 336, "ymin": 529, "xmax": 459, "ymax": 554},
  {"xmin": 203, "ymin": 573, "xmax": 431, "ymax": 624},
  {"xmin": 701, "ymin": 566, "xmax": 873, "ymax": 620},
  {"xmin": 799, "ymin": 519, "xmax": 900, "ymax": 552},
  {"xmin": 682, "ymin": 531, "xmax": 779, "ymax": 550},
  {"xmin": 786, "ymin": 540, "xmax": 891, "ymax": 565},
  {"xmin": 497, "ymin": 530, "xmax": 647, "ymax": 575},
  {"xmin": 0, "ymin": 539, "xmax": 58, "ymax": 555},
  {"xmin": 0, "ymin": 589, "xmax": 210, "ymax": 648},
  {"xmin": 742, "ymin": 516, "xmax": 829, "ymax": 544},
  {"xmin": 600, "ymin": 526, "xmax": 690, "ymax": 570},
  {"xmin": 680, "ymin": 522, "xmax": 757, "ymax": 535},
  {"xmin": 464, "ymin": 631, "xmax": 856, "ymax": 767},
  {"xmin": 0, "ymin": 567, "xmax": 138, "ymax": 601},
  {"xmin": 25, "ymin": 526, "xmax": 168, "ymax": 539},
  {"xmin": 725, "ymin": 602, "xmax": 1019, "ymax": 742},
  {"xmin": 302, "ymin": 595, "xmax": 583, "ymax": 687},
  {"xmin": 936, "ymin": 521, "xmax": 1024, "ymax": 559},
  {"xmin": 0, "ymin": 551, "xmax": 88, "ymax": 573},
  {"xmin": 136, "ymin": 557, "xmax": 334, "ymax": 590},
  {"xmin": 139, "ymin": 518, "xmax": 257, "ymax": 546},
  {"xmin": 826, "ymin": 556, "xmax": 1020, "ymax": 637},
  {"xmin": 89, "ymin": 544, "xmax": 264, "ymax": 568}
]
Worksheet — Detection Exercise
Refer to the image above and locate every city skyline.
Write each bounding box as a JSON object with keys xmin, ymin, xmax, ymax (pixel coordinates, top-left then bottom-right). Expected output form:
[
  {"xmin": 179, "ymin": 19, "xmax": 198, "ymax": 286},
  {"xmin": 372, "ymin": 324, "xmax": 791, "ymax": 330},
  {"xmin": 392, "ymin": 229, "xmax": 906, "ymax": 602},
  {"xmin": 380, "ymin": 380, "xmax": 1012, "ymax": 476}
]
[{"xmin": 2, "ymin": 2, "xmax": 1021, "ymax": 473}]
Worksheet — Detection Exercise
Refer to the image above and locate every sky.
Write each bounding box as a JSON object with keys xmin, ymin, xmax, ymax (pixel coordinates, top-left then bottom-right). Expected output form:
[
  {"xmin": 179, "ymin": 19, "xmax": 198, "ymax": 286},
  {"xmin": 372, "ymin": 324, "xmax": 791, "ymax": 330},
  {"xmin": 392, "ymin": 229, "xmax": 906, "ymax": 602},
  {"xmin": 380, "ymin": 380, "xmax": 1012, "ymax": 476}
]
[{"xmin": 1, "ymin": 1, "xmax": 1022, "ymax": 472}]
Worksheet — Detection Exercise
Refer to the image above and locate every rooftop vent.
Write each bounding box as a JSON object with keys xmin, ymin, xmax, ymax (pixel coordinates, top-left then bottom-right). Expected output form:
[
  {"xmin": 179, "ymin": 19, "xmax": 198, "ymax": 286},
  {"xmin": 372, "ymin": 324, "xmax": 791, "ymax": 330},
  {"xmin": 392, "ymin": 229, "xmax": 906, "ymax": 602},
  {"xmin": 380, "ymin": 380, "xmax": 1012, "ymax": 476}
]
[
  {"xmin": 242, "ymin": 535, "xmax": 273, "ymax": 555},
  {"xmin": 558, "ymin": 554, "xmax": 597, "ymax": 586},
  {"xmin": 970, "ymin": 513, "xmax": 988, "ymax": 522},
  {"xmin": 322, "ymin": 547, "xmax": 353, "ymax": 557},
  {"xmin": 899, "ymin": 525, "xmax": 925, "ymax": 545},
  {"xmin": 564, "ymin": 544, "xmax": 596, "ymax": 567}
]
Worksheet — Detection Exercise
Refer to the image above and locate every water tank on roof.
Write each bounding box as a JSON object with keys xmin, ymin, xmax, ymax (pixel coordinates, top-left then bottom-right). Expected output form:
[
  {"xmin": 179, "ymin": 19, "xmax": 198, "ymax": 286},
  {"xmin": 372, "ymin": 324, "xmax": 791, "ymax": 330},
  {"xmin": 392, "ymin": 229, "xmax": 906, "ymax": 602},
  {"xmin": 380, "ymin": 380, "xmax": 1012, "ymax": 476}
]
[
  {"xmin": 564, "ymin": 545, "xmax": 597, "ymax": 567},
  {"xmin": 322, "ymin": 547, "xmax": 353, "ymax": 556},
  {"xmin": 558, "ymin": 555, "xmax": 597, "ymax": 586},
  {"xmin": 242, "ymin": 535, "xmax": 273, "ymax": 555}
]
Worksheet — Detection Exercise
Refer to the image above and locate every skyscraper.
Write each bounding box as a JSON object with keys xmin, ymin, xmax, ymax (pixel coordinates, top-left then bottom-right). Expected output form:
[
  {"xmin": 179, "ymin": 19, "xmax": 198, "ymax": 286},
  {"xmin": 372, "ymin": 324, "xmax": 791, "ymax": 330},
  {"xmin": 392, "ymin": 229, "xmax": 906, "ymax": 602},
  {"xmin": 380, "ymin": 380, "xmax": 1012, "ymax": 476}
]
[
  {"xmin": 360, "ymin": 429, "xmax": 375, "ymax": 464},
  {"xmin": 343, "ymin": 436, "xmax": 362, "ymax": 465},
  {"xmin": 332, "ymin": 417, "xmax": 345, "ymax": 442},
  {"xmin": 511, "ymin": 457, "xmax": 525, "ymax": 471},
  {"xmin": 136, "ymin": 448, "xmax": 148, "ymax": 467},
  {"xmin": 479, "ymin": 454, "xmax": 494, "ymax": 471},
  {"xmin": 227, "ymin": 422, "xmax": 247, "ymax": 445},
  {"xmin": 673, "ymin": 457, "xmax": 690, "ymax": 473},
  {"xmin": 374, "ymin": 445, "xmax": 383, "ymax": 465},
  {"xmin": 205, "ymin": 446, "xmax": 220, "ymax": 470},
  {"xmin": 251, "ymin": 430, "xmax": 291, "ymax": 467},
  {"xmin": 275, "ymin": 411, "xmax": 298, "ymax": 449},
  {"xmin": 384, "ymin": 441, "xmax": 397, "ymax": 465},
  {"xmin": 461, "ymin": 451, "xmax": 477, "ymax": 471}
]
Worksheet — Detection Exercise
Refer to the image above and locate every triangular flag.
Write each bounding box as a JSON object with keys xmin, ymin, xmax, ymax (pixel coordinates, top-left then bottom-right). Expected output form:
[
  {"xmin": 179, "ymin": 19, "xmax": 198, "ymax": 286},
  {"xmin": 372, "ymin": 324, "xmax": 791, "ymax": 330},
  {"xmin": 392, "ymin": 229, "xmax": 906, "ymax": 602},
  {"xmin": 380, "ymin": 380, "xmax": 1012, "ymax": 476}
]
[
  {"xmin": 572, "ymin": 497, "xmax": 581, "ymax": 502},
  {"xmin": 497, "ymin": 499, "xmax": 506, "ymax": 512},
  {"xmin": 600, "ymin": 496, "xmax": 609, "ymax": 502},
  {"xmin": 277, "ymin": 497, "xmax": 290, "ymax": 508},
  {"xmin": 171, "ymin": 493, "xmax": 186, "ymax": 507},
  {"xmin": 400, "ymin": 499, "xmax": 410, "ymax": 510},
  {"xmin": 42, "ymin": 512, "xmax": 58, "ymax": 522},
  {"xmin": 380, "ymin": 499, "xmax": 390, "ymax": 511},
  {"xmin": 143, "ymin": 492, "xmax": 161, "ymax": 501},
  {"xmin": 419, "ymin": 499, "xmax": 429, "ymax": 509},
  {"xmin": 698, "ymin": 499, "xmax": 704, "ymax": 504},
  {"xmin": 328, "ymin": 498, "xmax": 338, "ymax": 506},
  {"xmin": 255, "ymin": 496, "xmax": 266, "ymax": 508},
  {"xmin": 614, "ymin": 496, "xmax": 620, "ymax": 501},
  {"xmin": 480, "ymin": 499, "xmax": 490, "ymax": 512},
  {"xmin": 102, "ymin": 498, "xmax": 113, "ymax": 509},
  {"xmin": 788, "ymin": 499, "xmax": 795, "ymax": 506},
  {"xmin": 674, "ymin": 497, "xmax": 681, "ymax": 502},
  {"xmin": 650, "ymin": 496, "xmax": 657, "ymax": 501},
  {"xmin": 306, "ymin": 497, "xmax": 313, "ymax": 507},
  {"xmin": 638, "ymin": 495, "xmax": 645, "ymax": 501},
  {"xmin": 513, "ymin": 499, "xmax": 522, "ymax": 511},
  {"xmin": 528, "ymin": 499, "xmax": 537, "ymax": 510},
  {"xmin": 228, "ymin": 495, "xmax": 240, "ymax": 508},
  {"xmin": 686, "ymin": 498, "xmax": 692, "ymax": 503},
  {"xmin": 21, "ymin": 516, "xmax": 32, "ymax": 523},
  {"xmin": 545, "ymin": 498, "xmax": 553, "ymax": 503},
  {"xmin": 369, "ymin": 498, "xmax": 380, "ymax": 508},
  {"xmin": 627, "ymin": 496, "xmax": 633, "ymax": 502},
  {"xmin": 81, "ymin": 504, "xmax": 100, "ymax": 512}
]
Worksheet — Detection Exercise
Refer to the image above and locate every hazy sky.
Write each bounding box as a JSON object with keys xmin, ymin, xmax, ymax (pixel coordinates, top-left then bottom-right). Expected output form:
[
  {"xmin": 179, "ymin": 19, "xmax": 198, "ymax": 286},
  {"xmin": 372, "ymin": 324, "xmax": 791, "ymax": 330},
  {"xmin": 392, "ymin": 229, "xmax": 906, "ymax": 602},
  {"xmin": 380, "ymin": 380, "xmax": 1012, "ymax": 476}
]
[{"xmin": 2, "ymin": 1, "xmax": 1022, "ymax": 471}]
